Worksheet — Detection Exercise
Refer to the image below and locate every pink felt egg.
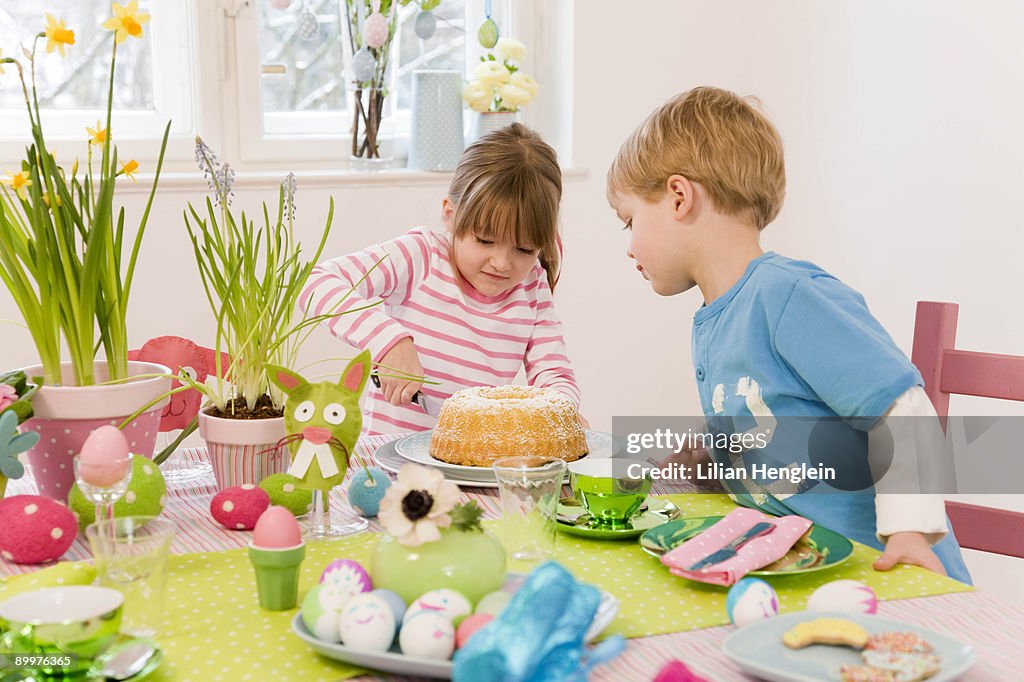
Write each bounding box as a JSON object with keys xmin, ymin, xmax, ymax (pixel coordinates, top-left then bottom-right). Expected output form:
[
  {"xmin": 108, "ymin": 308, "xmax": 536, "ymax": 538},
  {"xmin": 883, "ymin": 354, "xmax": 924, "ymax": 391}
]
[
  {"xmin": 252, "ymin": 505, "xmax": 303, "ymax": 548},
  {"xmin": 210, "ymin": 485, "xmax": 270, "ymax": 531},
  {"xmin": 78, "ymin": 425, "xmax": 131, "ymax": 486},
  {"xmin": 0, "ymin": 496, "xmax": 77, "ymax": 565},
  {"xmin": 456, "ymin": 612, "xmax": 494, "ymax": 648},
  {"xmin": 363, "ymin": 12, "xmax": 389, "ymax": 49}
]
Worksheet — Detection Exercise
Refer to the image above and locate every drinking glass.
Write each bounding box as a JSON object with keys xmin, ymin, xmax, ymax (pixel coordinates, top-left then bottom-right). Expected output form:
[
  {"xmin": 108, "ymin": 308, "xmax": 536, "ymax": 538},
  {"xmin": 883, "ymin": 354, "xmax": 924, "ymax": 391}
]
[{"xmin": 491, "ymin": 456, "xmax": 566, "ymax": 562}]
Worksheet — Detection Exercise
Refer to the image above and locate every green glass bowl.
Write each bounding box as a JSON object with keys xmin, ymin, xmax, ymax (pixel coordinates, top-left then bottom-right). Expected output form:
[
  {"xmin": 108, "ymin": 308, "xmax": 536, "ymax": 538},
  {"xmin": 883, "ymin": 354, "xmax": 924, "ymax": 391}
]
[{"xmin": 567, "ymin": 458, "xmax": 653, "ymax": 529}]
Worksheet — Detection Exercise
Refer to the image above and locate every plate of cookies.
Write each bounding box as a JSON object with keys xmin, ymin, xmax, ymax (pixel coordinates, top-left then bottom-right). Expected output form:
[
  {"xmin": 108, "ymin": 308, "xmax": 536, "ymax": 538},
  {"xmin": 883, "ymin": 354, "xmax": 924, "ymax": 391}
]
[{"xmin": 722, "ymin": 611, "xmax": 975, "ymax": 681}]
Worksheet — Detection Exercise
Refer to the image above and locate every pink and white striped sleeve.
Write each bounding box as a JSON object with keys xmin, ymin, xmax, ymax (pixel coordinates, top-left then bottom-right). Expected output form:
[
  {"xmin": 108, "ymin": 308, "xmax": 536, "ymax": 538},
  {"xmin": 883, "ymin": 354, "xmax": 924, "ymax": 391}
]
[
  {"xmin": 524, "ymin": 275, "xmax": 582, "ymax": 409},
  {"xmin": 298, "ymin": 229, "xmax": 432, "ymax": 361}
]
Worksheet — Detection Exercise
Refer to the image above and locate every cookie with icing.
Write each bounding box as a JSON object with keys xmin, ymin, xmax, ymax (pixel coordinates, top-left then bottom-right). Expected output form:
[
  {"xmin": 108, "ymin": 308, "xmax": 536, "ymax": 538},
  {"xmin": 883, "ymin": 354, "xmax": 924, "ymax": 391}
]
[{"xmin": 782, "ymin": 617, "xmax": 869, "ymax": 650}]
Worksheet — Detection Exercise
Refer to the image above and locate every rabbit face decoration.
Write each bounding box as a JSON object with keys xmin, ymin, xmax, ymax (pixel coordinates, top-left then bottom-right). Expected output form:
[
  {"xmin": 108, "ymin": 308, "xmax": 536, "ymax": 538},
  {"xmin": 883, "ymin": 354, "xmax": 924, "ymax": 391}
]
[{"xmin": 267, "ymin": 350, "xmax": 371, "ymax": 490}]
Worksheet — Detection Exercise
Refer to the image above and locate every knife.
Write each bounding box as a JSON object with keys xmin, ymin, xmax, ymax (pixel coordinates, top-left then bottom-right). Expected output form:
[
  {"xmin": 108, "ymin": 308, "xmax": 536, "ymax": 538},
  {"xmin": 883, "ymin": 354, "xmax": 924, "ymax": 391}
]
[
  {"xmin": 687, "ymin": 521, "xmax": 775, "ymax": 571},
  {"xmin": 370, "ymin": 374, "xmax": 438, "ymax": 416}
]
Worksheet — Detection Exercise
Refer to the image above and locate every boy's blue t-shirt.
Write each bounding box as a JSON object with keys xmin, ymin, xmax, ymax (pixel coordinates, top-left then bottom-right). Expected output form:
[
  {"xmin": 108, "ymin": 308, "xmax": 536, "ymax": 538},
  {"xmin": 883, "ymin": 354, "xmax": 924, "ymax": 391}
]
[{"xmin": 692, "ymin": 252, "xmax": 970, "ymax": 582}]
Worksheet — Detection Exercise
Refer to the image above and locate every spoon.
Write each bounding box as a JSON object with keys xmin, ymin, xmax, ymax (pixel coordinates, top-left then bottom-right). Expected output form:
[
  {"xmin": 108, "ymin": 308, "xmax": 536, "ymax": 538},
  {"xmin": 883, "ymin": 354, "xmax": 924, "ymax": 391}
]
[{"xmin": 91, "ymin": 638, "xmax": 160, "ymax": 680}]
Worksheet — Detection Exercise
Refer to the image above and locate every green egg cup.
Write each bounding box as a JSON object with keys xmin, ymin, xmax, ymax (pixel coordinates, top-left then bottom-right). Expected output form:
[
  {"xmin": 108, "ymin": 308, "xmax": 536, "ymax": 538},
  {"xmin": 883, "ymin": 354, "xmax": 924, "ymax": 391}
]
[{"xmin": 248, "ymin": 544, "xmax": 306, "ymax": 611}]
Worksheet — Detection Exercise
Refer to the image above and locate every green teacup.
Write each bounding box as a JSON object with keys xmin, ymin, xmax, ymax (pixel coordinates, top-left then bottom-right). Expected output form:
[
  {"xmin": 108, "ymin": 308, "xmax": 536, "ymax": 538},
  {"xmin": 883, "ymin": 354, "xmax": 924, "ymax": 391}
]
[
  {"xmin": 568, "ymin": 458, "xmax": 653, "ymax": 529},
  {"xmin": 0, "ymin": 585, "xmax": 123, "ymax": 675}
]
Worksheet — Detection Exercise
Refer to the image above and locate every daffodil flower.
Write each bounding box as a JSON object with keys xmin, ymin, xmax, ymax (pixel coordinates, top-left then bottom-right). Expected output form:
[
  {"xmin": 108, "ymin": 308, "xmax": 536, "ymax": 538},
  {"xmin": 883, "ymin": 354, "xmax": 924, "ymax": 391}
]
[
  {"xmin": 86, "ymin": 121, "xmax": 108, "ymax": 146},
  {"xmin": 44, "ymin": 14, "xmax": 76, "ymax": 58},
  {"xmin": 118, "ymin": 159, "xmax": 139, "ymax": 182},
  {"xmin": 1, "ymin": 172, "xmax": 33, "ymax": 200},
  {"xmin": 103, "ymin": 1, "xmax": 151, "ymax": 45}
]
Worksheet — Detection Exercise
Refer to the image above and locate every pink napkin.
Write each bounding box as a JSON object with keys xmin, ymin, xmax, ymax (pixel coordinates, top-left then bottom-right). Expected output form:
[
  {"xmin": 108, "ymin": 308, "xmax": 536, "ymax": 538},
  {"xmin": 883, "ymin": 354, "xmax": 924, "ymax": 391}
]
[{"xmin": 660, "ymin": 508, "xmax": 812, "ymax": 586}]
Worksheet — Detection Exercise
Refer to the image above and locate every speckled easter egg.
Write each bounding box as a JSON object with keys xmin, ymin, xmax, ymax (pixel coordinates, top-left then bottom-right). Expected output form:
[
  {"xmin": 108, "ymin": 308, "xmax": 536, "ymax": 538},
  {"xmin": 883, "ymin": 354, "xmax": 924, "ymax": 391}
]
[
  {"xmin": 474, "ymin": 590, "xmax": 513, "ymax": 616},
  {"xmin": 301, "ymin": 584, "xmax": 348, "ymax": 642},
  {"xmin": 726, "ymin": 577, "xmax": 779, "ymax": 628},
  {"xmin": 456, "ymin": 612, "xmax": 494, "ymax": 648},
  {"xmin": 362, "ymin": 12, "xmax": 389, "ymax": 49},
  {"xmin": 351, "ymin": 47, "xmax": 376, "ymax": 82},
  {"xmin": 414, "ymin": 11, "xmax": 437, "ymax": 40},
  {"xmin": 347, "ymin": 468, "xmax": 391, "ymax": 517},
  {"xmin": 400, "ymin": 611, "xmax": 455, "ymax": 659},
  {"xmin": 806, "ymin": 580, "xmax": 878, "ymax": 614},
  {"xmin": 339, "ymin": 592, "xmax": 396, "ymax": 651},
  {"xmin": 320, "ymin": 559, "xmax": 372, "ymax": 606},
  {"xmin": 211, "ymin": 485, "xmax": 270, "ymax": 530},
  {"xmin": 404, "ymin": 588, "xmax": 472, "ymax": 626},
  {"xmin": 69, "ymin": 456, "xmax": 167, "ymax": 530},
  {"xmin": 259, "ymin": 473, "xmax": 313, "ymax": 517},
  {"xmin": 0, "ymin": 495, "xmax": 77, "ymax": 564}
]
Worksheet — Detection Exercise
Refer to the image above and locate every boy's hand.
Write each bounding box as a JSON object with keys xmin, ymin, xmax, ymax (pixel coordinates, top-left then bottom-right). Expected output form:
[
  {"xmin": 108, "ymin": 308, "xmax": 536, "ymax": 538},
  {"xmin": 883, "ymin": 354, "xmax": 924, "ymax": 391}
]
[
  {"xmin": 377, "ymin": 338, "xmax": 425, "ymax": 406},
  {"xmin": 874, "ymin": 531, "xmax": 946, "ymax": 576}
]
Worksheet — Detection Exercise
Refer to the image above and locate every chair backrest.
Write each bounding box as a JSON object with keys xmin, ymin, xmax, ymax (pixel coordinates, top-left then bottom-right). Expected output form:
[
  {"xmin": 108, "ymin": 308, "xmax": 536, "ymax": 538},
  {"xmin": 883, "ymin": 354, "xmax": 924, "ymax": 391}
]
[{"xmin": 911, "ymin": 301, "xmax": 1024, "ymax": 557}]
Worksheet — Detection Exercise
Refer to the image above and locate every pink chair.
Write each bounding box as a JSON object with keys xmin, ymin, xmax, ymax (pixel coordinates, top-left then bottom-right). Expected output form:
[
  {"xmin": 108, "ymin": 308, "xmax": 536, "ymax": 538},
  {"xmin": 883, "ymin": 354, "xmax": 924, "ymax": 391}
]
[{"xmin": 911, "ymin": 301, "xmax": 1024, "ymax": 557}]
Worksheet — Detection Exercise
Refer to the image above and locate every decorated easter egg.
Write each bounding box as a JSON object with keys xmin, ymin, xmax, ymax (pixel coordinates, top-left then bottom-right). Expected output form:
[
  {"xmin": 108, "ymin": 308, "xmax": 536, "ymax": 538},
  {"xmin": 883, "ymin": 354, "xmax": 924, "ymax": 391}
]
[
  {"xmin": 0, "ymin": 495, "xmax": 77, "ymax": 564},
  {"xmin": 399, "ymin": 611, "xmax": 455, "ymax": 660},
  {"xmin": 69, "ymin": 456, "xmax": 167, "ymax": 530},
  {"xmin": 78, "ymin": 425, "xmax": 131, "ymax": 486},
  {"xmin": 726, "ymin": 577, "xmax": 779, "ymax": 628},
  {"xmin": 295, "ymin": 9, "xmax": 319, "ymax": 41},
  {"xmin": 351, "ymin": 47, "xmax": 376, "ymax": 82},
  {"xmin": 414, "ymin": 11, "xmax": 437, "ymax": 40},
  {"xmin": 363, "ymin": 12, "xmax": 389, "ymax": 49},
  {"xmin": 252, "ymin": 506, "xmax": 302, "ymax": 548},
  {"xmin": 806, "ymin": 580, "xmax": 878, "ymax": 614},
  {"xmin": 339, "ymin": 592, "xmax": 396, "ymax": 652},
  {"xmin": 211, "ymin": 485, "xmax": 271, "ymax": 530},
  {"xmin": 371, "ymin": 588, "xmax": 406, "ymax": 624},
  {"xmin": 405, "ymin": 588, "xmax": 472, "ymax": 625},
  {"xmin": 477, "ymin": 17, "xmax": 498, "ymax": 49},
  {"xmin": 320, "ymin": 559, "xmax": 372, "ymax": 604},
  {"xmin": 301, "ymin": 584, "xmax": 348, "ymax": 642},
  {"xmin": 474, "ymin": 590, "xmax": 513, "ymax": 616},
  {"xmin": 347, "ymin": 468, "xmax": 391, "ymax": 517},
  {"xmin": 456, "ymin": 612, "xmax": 494, "ymax": 648},
  {"xmin": 259, "ymin": 473, "xmax": 313, "ymax": 517}
]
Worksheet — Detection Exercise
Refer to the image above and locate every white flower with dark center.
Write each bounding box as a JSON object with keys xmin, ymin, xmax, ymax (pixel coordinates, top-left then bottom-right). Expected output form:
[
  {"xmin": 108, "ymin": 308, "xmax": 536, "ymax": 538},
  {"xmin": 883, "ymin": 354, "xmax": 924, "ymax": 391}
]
[{"xmin": 378, "ymin": 464, "xmax": 460, "ymax": 547}]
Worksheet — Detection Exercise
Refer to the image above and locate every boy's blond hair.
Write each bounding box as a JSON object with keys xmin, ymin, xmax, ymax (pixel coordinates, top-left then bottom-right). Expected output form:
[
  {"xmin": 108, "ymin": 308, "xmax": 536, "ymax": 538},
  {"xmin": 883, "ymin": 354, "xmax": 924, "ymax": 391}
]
[{"xmin": 608, "ymin": 86, "xmax": 786, "ymax": 229}]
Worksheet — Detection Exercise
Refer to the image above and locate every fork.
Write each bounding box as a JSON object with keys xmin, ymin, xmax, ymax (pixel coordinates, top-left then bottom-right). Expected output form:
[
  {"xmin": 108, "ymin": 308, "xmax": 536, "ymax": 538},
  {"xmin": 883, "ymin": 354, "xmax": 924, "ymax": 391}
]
[{"xmin": 687, "ymin": 521, "xmax": 775, "ymax": 570}]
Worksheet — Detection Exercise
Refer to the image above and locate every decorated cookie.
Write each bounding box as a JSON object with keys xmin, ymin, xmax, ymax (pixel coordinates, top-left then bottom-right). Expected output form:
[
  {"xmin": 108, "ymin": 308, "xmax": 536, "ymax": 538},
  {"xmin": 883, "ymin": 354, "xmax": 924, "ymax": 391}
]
[
  {"xmin": 456, "ymin": 612, "xmax": 494, "ymax": 648},
  {"xmin": 69, "ymin": 455, "xmax": 167, "ymax": 529},
  {"xmin": 0, "ymin": 496, "xmax": 77, "ymax": 564},
  {"xmin": 301, "ymin": 584, "xmax": 347, "ymax": 642},
  {"xmin": 259, "ymin": 473, "xmax": 313, "ymax": 517},
  {"xmin": 404, "ymin": 588, "xmax": 472, "ymax": 625},
  {"xmin": 782, "ymin": 617, "xmax": 869, "ymax": 650},
  {"xmin": 726, "ymin": 577, "xmax": 779, "ymax": 628},
  {"xmin": 474, "ymin": 590, "xmax": 513, "ymax": 617},
  {"xmin": 399, "ymin": 611, "xmax": 455, "ymax": 660},
  {"xmin": 320, "ymin": 559, "xmax": 372, "ymax": 605},
  {"xmin": 210, "ymin": 485, "xmax": 271, "ymax": 530},
  {"xmin": 860, "ymin": 651, "xmax": 942, "ymax": 681},
  {"xmin": 807, "ymin": 580, "xmax": 878, "ymax": 615},
  {"xmin": 864, "ymin": 632, "xmax": 934, "ymax": 654},
  {"xmin": 839, "ymin": 665, "xmax": 899, "ymax": 682},
  {"xmin": 347, "ymin": 467, "xmax": 391, "ymax": 517},
  {"xmin": 339, "ymin": 592, "xmax": 396, "ymax": 652}
]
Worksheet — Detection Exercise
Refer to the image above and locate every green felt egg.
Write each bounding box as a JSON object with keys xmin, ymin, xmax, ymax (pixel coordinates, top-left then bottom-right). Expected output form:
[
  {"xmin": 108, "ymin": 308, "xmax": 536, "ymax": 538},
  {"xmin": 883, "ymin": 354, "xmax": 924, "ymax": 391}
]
[
  {"xmin": 69, "ymin": 456, "xmax": 167, "ymax": 530},
  {"xmin": 259, "ymin": 473, "xmax": 313, "ymax": 517}
]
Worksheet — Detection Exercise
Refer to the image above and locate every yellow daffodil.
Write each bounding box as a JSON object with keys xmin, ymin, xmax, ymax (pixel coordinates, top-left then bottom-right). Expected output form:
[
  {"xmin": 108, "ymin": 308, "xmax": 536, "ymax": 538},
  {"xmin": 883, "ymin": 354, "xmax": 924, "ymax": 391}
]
[
  {"xmin": 86, "ymin": 121, "xmax": 108, "ymax": 146},
  {"xmin": 103, "ymin": 1, "xmax": 151, "ymax": 45},
  {"xmin": 41, "ymin": 193, "xmax": 62, "ymax": 208},
  {"xmin": 44, "ymin": 14, "xmax": 76, "ymax": 58},
  {"xmin": 1, "ymin": 172, "xmax": 33, "ymax": 200},
  {"xmin": 119, "ymin": 159, "xmax": 139, "ymax": 182}
]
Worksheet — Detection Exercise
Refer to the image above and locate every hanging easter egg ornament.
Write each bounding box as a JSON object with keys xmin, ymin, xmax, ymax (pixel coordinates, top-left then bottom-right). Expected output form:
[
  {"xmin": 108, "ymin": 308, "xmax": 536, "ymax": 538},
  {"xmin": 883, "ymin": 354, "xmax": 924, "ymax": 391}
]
[
  {"xmin": 477, "ymin": 0, "xmax": 498, "ymax": 48},
  {"xmin": 271, "ymin": 0, "xmax": 293, "ymax": 10},
  {"xmin": 363, "ymin": 0, "xmax": 389, "ymax": 50},
  {"xmin": 295, "ymin": 3, "xmax": 319, "ymax": 42},
  {"xmin": 414, "ymin": 11, "xmax": 437, "ymax": 40},
  {"xmin": 351, "ymin": 47, "xmax": 377, "ymax": 83}
]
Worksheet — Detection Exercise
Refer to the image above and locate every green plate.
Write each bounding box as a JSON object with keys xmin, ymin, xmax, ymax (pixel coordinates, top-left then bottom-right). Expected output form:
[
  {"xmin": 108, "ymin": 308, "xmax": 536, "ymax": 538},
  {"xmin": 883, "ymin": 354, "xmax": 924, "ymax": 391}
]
[
  {"xmin": 555, "ymin": 497, "xmax": 681, "ymax": 540},
  {"xmin": 639, "ymin": 516, "xmax": 853, "ymax": 576}
]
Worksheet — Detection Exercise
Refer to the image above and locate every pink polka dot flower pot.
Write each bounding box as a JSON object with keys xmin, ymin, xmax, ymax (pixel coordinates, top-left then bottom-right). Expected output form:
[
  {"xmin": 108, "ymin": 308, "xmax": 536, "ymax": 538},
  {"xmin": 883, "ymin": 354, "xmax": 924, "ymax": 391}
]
[
  {"xmin": 21, "ymin": 362, "xmax": 170, "ymax": 503},
  {"xmin": 199, "ymin": 409, "xmax": 288, "ymax": 490}
]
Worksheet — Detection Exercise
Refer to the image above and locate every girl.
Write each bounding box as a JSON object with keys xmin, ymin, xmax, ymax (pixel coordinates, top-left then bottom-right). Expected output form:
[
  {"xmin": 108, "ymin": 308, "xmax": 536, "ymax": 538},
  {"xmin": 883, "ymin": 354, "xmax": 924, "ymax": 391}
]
[{"xmin": 299, "ymin": 124, "xmax": 582, "ymax": 434}]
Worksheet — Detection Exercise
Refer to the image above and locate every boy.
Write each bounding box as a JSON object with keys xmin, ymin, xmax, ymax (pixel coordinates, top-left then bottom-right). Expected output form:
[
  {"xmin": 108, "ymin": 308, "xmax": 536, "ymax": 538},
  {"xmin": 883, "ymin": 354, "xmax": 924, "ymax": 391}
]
[{"xmin": 607, "ymin": 86, "xmax": 969, "ymax": 582}]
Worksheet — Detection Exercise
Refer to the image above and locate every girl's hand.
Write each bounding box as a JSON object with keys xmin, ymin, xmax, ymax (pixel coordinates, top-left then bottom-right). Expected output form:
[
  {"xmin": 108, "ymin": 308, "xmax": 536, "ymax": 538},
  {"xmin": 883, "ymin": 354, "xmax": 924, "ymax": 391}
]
[
  {"xmin": 874, "ymin": 531, "xmax": 947, "ymax": 575},
  {"xmin": 377, "ymin": 338, "xmax": 425, "ymax": 406}
]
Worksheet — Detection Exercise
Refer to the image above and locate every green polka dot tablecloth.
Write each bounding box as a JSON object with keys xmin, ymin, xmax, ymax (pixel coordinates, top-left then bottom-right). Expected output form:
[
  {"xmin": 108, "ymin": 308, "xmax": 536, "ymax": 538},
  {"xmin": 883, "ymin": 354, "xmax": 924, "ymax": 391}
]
[{"xmin": 141, "ymin": 493, "xmax": 969, "ymax": 681}]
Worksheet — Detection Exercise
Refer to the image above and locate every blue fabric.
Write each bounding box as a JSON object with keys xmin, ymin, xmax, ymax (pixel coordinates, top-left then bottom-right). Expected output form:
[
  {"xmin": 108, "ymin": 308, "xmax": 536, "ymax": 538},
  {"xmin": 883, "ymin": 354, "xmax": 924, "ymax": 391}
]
[
  {"xmin": 691, "ymin": 253, "xmax": 971, "ymax": 584},
  {"xmin": 452, "ymin": 561, "xmax": 624, "ymax": 681}
]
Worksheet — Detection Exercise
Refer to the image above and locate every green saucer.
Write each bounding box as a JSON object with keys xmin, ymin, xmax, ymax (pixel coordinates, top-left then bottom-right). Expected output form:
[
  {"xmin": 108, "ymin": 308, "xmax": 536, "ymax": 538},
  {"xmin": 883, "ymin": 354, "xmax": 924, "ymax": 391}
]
[
  {"xmin": 639, "ymin": 515, "xmax": 853, "ymax": 576},
  {"xmin": 556, "ymin": 498, "xmax": 681, "ymax": 539}
]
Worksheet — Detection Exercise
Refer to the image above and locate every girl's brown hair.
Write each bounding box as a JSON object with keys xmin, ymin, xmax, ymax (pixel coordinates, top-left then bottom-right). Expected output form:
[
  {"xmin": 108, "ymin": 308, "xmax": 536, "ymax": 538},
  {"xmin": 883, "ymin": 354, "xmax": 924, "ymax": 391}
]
[{"xmin": 448, "ymin": 123, "xmax": 563, "ymax": 291}]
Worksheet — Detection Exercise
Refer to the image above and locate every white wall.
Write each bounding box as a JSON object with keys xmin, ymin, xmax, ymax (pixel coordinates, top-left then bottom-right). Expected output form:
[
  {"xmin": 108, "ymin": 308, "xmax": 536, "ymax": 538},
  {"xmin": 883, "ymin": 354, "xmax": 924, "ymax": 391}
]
[{"xmin": 3, "ymin": 0, "xmax": 1023, "ymax": 590}]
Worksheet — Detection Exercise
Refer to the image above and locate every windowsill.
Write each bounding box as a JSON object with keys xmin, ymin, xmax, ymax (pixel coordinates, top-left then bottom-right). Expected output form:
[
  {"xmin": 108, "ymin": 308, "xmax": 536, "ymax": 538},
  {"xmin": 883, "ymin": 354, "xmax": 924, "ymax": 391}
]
[{"xmin": 116, "ymin": 166, "xmax": 590, "ymax": 193}]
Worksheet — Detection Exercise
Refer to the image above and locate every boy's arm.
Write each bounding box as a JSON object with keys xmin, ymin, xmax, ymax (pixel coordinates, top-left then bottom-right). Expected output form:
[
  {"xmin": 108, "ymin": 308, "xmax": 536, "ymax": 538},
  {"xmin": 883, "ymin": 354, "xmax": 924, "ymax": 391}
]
[
  {"xmin": 297, "ymin": 229, "xmax": 431, "ymax": 361},
  {"xmin": 523, "ymin": 274, "xmax": 581, "ymax": 409}
]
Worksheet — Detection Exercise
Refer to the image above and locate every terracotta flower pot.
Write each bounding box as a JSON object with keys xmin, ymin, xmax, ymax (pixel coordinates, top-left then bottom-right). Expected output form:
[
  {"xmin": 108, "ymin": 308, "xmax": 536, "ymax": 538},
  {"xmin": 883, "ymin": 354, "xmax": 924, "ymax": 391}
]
[
  {"xmin": 21, "ymin": 361, "xmax": 171, "ymax": 502},
  {"xmin": 198, "ymin": 409, "xmax": 288, "ymax": 490}
]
